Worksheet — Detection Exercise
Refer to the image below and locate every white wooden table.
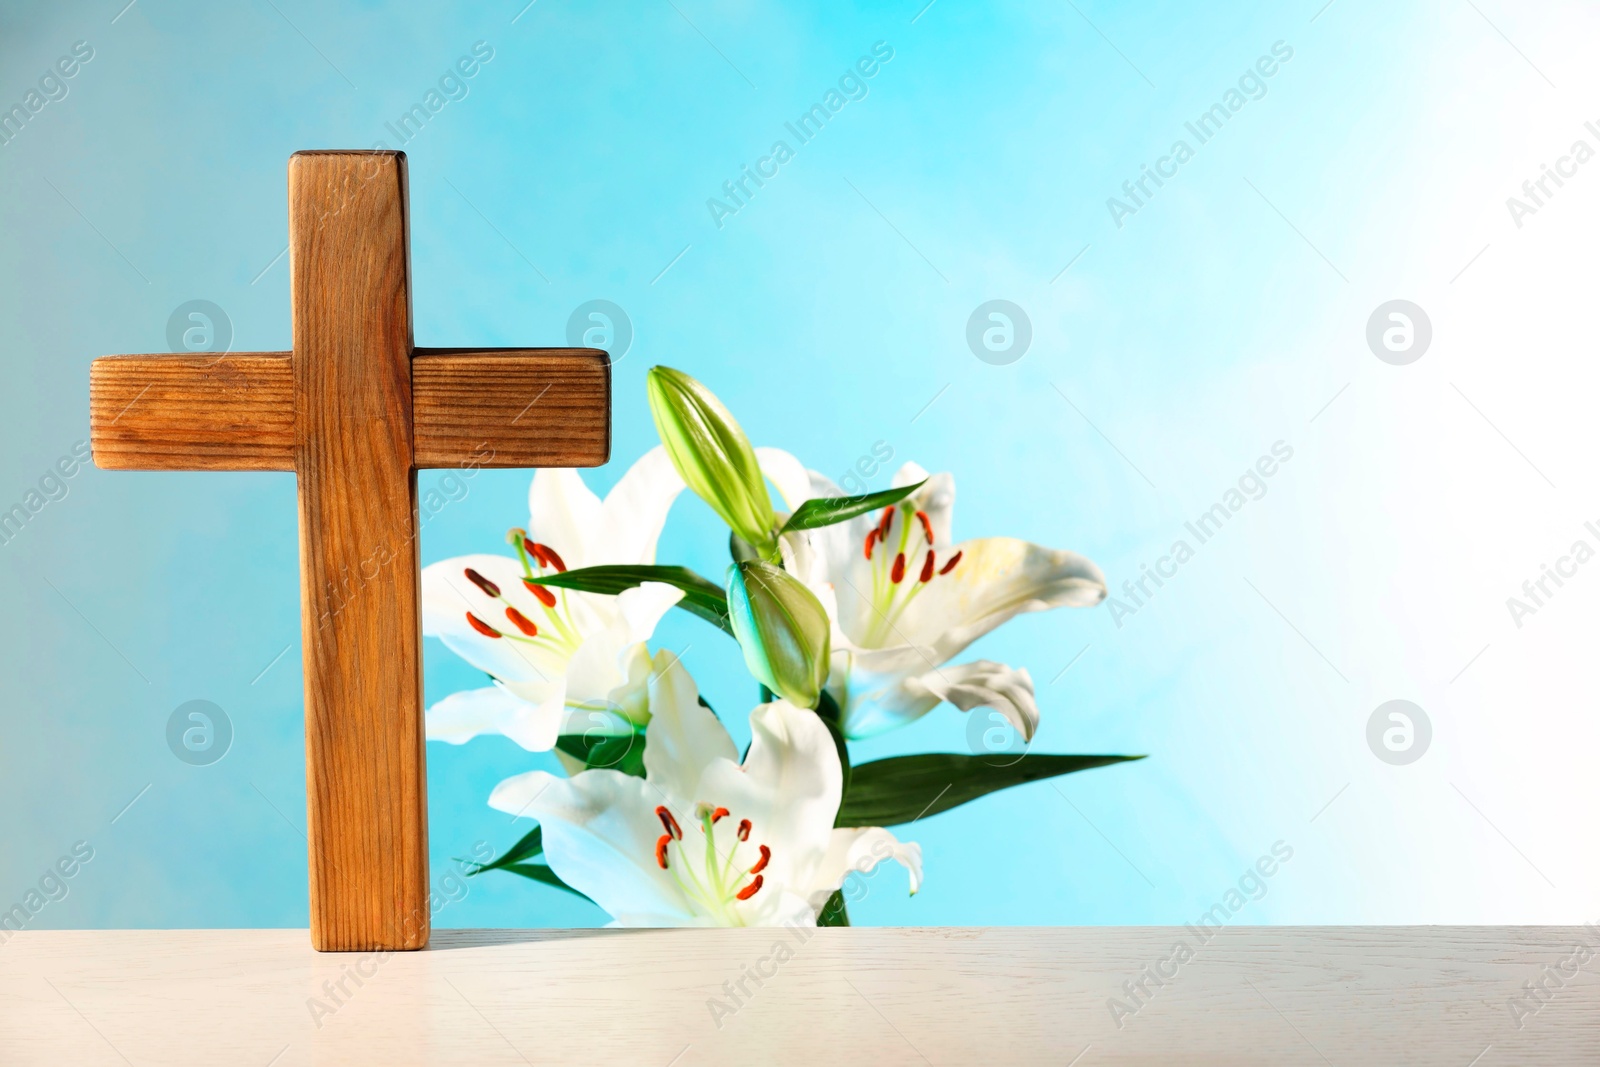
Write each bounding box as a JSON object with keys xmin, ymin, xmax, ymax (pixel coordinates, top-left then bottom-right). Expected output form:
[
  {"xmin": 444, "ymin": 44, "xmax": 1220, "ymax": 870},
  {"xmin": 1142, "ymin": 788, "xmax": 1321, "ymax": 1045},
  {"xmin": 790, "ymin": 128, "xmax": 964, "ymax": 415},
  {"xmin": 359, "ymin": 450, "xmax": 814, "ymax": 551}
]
[{"xmin": 2, "ymin": 927, "xmax": 1596, "ymax": 1065}]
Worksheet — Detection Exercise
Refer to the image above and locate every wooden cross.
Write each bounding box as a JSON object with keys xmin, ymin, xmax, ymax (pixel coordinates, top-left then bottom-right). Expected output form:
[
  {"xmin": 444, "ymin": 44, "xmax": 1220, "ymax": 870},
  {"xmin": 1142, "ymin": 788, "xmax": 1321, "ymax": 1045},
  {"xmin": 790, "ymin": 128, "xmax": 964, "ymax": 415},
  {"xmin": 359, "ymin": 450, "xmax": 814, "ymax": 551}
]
[{"xmin": 88, "ymin": 151, "xmax": 611, "ymax": 951}]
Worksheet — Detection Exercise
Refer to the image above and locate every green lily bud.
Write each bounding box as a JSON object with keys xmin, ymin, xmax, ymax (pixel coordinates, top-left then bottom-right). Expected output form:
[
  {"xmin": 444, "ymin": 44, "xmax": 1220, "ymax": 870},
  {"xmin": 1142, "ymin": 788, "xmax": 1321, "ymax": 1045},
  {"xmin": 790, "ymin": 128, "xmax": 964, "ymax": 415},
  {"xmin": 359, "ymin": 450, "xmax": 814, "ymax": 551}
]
[
  {"xmin": 726, "ymin": 561, "xmax": 831, "ymax": 709},
  {"xmin": 647, "ymin": 366, "xmax": 777, "ymax": 558}
]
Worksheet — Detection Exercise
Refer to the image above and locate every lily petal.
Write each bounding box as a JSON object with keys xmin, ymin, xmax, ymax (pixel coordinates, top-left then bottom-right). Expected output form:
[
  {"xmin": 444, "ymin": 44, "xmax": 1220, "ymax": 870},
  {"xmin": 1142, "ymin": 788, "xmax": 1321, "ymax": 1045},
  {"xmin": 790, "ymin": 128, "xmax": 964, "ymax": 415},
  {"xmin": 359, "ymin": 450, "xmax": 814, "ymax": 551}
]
[
  {"xmin": 806, "ymin": 826, "xmax": 923, "ymax": 911},
  {"xmin": 640, "ymin": 650, "xmax": 738, "ymax": 802},
  {"xmin": 561, "ymin": 584, "xmax": 686, "ymax": 719},
  {"xmin": 592, "ymin": 446, "xmax": 688, "ymax": 566},
  {"xmin": 696, "ymin": 698, "xmax": 841, "ymax": 894},
  {"xmin": 489, "ymin": 768, "xmax": 696, "ymax": 925},
  {"xmin": 617, "ymin": 581, "xmax": 686, "ymax": 642},
  {"xmin": 846, "ymin": 659, "xmax": 1040, "ymax": 741},
  {"xmin": 835, "ymin": 536, "xmax": 1106, "ymax": 662},
  {"xmin": 426, "ymin": 683, "xmax": 566, "ymax": 752},
  {"xmin": 421, "ymin": 553, "xmax": 573, "ymax": 685},
  {"xmin": 528, "ymin": 469, "xmax": 604, "ymax": 572}
]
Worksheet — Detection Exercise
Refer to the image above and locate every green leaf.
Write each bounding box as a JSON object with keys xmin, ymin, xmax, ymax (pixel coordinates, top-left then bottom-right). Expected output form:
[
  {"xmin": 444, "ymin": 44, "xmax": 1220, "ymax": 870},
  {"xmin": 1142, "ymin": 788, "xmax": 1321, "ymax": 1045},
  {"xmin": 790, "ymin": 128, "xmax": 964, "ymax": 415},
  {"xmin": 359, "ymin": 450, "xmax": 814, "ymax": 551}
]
[
  {"xmin": 465, "ymin": 826, "xmax": 542, "ymax": 876},
  {"xmin": 816, "ymin": 888, "xmax": 850, "ymax": 926},
  {"xmin": 497, "ymin": 861, "xmax": 593, "ymax": 902},
  {"xmin": 780, "ymin": 480, "xmax": 926, "ymax": 534},
  {"xmin": 836, "ymin": 753, "xmax": 1146, "ymax": 828},
  {"xmin": 528, "ymin": 564, "xmax": 731, "ymax": 634},
  {"xmin": 556, "ymin": 730, "xmax": 647, "ymax": 778}
]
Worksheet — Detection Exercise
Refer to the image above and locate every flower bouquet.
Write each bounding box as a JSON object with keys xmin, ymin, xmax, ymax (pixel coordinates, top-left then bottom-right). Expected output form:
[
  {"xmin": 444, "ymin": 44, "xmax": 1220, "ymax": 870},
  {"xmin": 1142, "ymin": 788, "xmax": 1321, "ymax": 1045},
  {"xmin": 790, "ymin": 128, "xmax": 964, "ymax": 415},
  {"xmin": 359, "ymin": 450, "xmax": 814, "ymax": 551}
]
[{"xmin": 422, "ymin": 367, "xmax": 1141, "ymax": 927}]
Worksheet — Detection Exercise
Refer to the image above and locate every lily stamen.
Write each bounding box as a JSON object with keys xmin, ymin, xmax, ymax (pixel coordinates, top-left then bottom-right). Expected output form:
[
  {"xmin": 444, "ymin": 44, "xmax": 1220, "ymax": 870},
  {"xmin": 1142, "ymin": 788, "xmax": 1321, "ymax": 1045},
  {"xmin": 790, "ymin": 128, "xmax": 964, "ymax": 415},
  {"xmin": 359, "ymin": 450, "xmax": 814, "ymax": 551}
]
[
  {"xmin": 656, "ymin": 805, "xmax": 683, "ymax": 840},
  {"xmin": 507, "ymin": 527, "xmax": 536, "ymax": 579},
  {"xmin": 529, "ymin": 541, "xmax": 568, "ymax": 573},
  {"xmin": 650, "ymin": 800, "xmax": 777, "ymax": 922},
  {"xmin": 464, "ymin": 568, "xmax": 500, "ymax": 598},
  {"xmin": 504, "ymin": 606, "xmax": 538, "ymax": 636},
  {"xmin": 522, "ymin": 578, "xmax": 559, "ymax": 608}
]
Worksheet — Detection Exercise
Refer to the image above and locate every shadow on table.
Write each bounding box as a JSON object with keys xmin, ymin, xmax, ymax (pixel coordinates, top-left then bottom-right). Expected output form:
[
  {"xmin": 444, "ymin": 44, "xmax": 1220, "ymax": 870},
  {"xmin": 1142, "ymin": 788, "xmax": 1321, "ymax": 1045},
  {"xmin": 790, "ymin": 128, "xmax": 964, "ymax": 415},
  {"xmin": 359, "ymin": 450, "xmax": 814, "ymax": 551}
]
[{"xmin": 426, "ymin": 928, "xmax": 680, "ymax": 951}]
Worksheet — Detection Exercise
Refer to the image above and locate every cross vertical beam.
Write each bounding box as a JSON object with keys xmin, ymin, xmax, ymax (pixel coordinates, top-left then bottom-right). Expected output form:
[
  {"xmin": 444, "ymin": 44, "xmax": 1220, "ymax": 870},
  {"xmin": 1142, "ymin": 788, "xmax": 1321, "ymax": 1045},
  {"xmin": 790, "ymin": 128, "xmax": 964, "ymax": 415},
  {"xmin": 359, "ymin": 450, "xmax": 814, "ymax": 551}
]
[{"xmin": 289, "ymin": 151, "xmax": 428, "ymax": 951}]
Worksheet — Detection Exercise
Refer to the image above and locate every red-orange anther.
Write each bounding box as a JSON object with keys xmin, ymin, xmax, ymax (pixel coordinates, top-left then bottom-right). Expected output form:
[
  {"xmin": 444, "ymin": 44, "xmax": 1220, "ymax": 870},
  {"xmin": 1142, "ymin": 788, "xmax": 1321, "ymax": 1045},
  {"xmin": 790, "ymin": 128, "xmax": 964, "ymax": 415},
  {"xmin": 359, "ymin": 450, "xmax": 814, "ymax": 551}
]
[
  {"xmin": 529, "ymin": 542, "xmax": 568, "ymax": 573},
  {"xmin": 464, "ymin": 567, "xmax": 500, "ymax": 598},
  {"xmin": 522, "ymin": 578, "xmax": 558, "ymax": 608},
  {"xmin": 656, "ymin": 805, "xmax": 683, "ymax": 840}
]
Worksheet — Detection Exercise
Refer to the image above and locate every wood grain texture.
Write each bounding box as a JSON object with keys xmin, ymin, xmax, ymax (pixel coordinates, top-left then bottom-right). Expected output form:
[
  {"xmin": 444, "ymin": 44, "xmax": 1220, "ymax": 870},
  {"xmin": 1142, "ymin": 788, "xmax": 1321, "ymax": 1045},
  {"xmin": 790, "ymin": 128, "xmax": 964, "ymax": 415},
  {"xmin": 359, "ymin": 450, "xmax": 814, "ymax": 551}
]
[
  {"xmin": 89, "ymin": 353, "xmax": 294, "ymax": 470},
  {"xmin": 289, "ymin": 150, "xmax": 429, "ymax": 952},
  {"xmin": 2, "ymin": 927, "xmax": 1596, "ymax": 1065},
  {"xmin": 412, "ymin": 347, "xmax": 610, "ymax": 469},
  {"xmin": 89, "ymin": 349, "xmax": 611, "ymax": 473}
]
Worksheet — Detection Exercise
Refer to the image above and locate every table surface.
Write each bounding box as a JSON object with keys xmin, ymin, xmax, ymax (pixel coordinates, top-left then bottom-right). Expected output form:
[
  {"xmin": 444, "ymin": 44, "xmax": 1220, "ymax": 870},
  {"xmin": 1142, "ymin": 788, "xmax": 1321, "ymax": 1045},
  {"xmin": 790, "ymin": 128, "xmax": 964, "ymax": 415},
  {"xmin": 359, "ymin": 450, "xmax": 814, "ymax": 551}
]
[{"xmin": 2, "ymin": 927, "xmax": 1597, "ymax": 1065}]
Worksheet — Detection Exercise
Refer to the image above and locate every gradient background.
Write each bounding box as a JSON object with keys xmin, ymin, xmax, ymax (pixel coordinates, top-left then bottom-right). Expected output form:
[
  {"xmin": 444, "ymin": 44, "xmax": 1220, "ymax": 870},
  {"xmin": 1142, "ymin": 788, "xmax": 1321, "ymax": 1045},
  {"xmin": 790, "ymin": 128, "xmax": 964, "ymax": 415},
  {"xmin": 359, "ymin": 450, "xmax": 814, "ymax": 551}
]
[{"xmin": 3, "ymin": 0, "xmax": 1596, "ymax": 931}]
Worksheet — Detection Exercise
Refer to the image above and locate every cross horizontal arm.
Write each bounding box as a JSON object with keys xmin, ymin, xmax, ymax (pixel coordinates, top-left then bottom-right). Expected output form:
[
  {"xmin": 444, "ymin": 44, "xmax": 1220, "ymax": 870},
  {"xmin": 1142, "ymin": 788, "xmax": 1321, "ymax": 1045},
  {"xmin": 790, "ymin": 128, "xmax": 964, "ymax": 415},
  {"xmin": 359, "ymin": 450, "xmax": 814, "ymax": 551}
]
[
  {"xmin": 89, "ymin": 348, "xmax": 610, "ymax": 472},
  {"xmin": 411, "ymin": 347, "xmax": 609, "ymax": 469},
  {"xmin": 90, "ymin": 353, "xmax": 296, "ymax": 471}
]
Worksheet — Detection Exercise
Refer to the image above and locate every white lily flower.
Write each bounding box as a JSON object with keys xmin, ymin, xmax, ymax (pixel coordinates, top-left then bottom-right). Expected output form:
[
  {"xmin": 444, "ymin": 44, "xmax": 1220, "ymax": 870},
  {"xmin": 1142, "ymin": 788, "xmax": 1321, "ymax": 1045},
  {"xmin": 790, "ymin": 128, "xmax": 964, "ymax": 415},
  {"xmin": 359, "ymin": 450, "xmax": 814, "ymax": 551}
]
[
  {"xmin": 421, "ymin": 447, "xmax": 687, "ymax": 752},
  {"xmin": 489, "ymin": 651, "xmax": 922, "ymax": 927},
  {"xmin": 758, "ymin": 449, "xmax": 1107, "ymax": 740}
]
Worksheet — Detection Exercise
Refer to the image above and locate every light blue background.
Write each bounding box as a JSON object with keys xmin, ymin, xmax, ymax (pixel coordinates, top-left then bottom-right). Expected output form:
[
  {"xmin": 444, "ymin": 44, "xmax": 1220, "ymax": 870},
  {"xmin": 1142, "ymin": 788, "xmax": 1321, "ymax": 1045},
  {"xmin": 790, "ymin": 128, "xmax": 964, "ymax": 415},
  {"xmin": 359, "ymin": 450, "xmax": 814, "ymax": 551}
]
[{"xmin": 4, "ymin": 0, "xmax": 1594, "ymax": 930}]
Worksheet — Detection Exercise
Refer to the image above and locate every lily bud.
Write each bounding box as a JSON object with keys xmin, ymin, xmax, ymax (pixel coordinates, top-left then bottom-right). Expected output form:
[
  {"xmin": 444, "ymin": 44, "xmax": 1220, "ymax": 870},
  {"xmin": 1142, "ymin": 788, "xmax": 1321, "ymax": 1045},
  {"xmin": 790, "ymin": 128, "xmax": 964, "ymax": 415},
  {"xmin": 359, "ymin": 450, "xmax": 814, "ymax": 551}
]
[
  {"xmin": 726, "ymin": 561, "xmax": 831, "ymax": 710},
  {"xmin": 647, "ymin": 366, "xmax": 778, "ymax": 558}
]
